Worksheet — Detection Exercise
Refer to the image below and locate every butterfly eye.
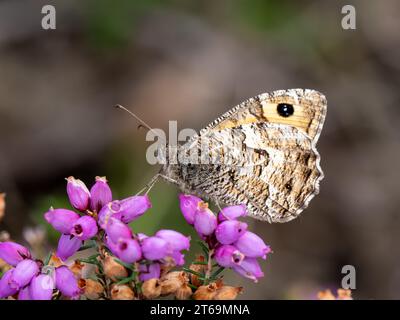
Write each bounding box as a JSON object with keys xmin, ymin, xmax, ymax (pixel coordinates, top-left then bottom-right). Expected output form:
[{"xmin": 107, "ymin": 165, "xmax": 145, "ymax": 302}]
[{"xmin": 277, "ymin": 103, "xmax": 294, "ymax": 117}]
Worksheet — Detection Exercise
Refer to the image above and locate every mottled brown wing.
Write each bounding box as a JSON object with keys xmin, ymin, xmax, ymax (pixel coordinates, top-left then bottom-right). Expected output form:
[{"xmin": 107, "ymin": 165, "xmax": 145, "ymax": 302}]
[
  {"xmin": 176, "ymin": 122, "xmax": 323, "ymax": 223},
  {"xmin": 201, "ymin": 89, "xmax": 327, "ymax": 144}
]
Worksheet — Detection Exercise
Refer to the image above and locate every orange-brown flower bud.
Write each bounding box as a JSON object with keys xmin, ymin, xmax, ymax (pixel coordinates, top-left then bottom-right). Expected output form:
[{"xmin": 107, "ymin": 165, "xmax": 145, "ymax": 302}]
[
  {"xmin": 337, "ymin": 289, "xmax": 352, "ymax": 300},
  {"xmin": 189, "ymin": 255, "xmax": 206, "ymax": 287},
  {"xmin": 214, "ymin": 286, "xmax": 243, "ymax": 300},
  {"xmin": 192, "ymin": 282, "xmax": 218, "ymax": 300},
  {"xmin": 103, "ymin": 254, "xmax": 128, "ymax": 281},
  {"xmin": 111, "ymin": 284, "xmax": 135, "ymax": 300},
  {"xmin": 160, "ymin": 271, "xmax": 188, "ymax": 296},
  {"xmin": 142, "ymin": 278, "xmax": 162, "ymax": 299},
  {"xmin": 317, "ymin": 289, "xmax": 336, "ymax": 300},
  {"xmin": 69, "ymin": 260, "xmax": 84, "ymax": 278},
  {"xmin": 48, "ymin": 254, "xmax": 63, "ymax": 268},
  {"xmin": 79, "ymin": 278, "xmax": 104, "ymax": 300},
  {"xmin": 175, "ymin": 283, "xmax": 193, "ymax": 300}
]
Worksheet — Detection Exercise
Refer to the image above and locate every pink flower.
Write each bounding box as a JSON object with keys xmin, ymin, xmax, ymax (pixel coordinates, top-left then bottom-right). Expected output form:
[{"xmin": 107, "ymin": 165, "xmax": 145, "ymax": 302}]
[
  {"xmin": 232, "ymin": 257, "xmax": 264, "ymax": 282},
  {"xmin": 66, "ymin": 176, "xmax": 90, "ymax": 212},
  {"xmin": 9, "ymin": 259, "xmax": 39, "ymax": 289},
  {"xmin": 117, "ymin": 195, "xmax": 152, "ymax": 224},
  {"xmin": 179, "ymin": 194, "xmax": 202, "ymax": 225},
  {"xmin": 29, "ymin": 274, "xmax": 55, "ymax": 300},
  {"xmin": 105, "ymin": 217, "xmax": 132, "ymax": 244},
  {"xmin": 56, "ymin": 234, "xmax": 82, "ymax": 261},
  {"xmin": 55, "ymin": 266, "xmax": 81, "ymax": 298},
  {"xmin": 90, "ymin": 176, "xmax": 112, "ymax": 213},
  {"xmin": 114, "ymin": 238, "xmax": 142, "ymax": 263},
  {"xmin": 215, "ymin": 220, "xmax": 248, "ymax": 245},
  {"xmin": 234, "ymin": 231, "xmax": 271, "ymax": 259},
  {"xmin": 44, "ymin": 208, "xmax": 80, "ymax": 234},
  {"xmin": 217, "ymin": 204, "xmax": 247, "ymax": 222},
  {"xmin": 214, "ymin": 245, "xmax": 244, "ymax": 268},
  {"xmin": 194, "ymin": 206, "xmax": 217, "ymax": 237},
  {"xmin": 139, "ymin": 263, "xmax": 160, "ymax": 281},
  {"xmin": 70, "ymin": 216, "xmax": 98, "ymax": 240},
  {"xmin": 0, "ymin": 241, "xmax": 31, "ymax": 266},
  {"xmin": 141, "ymin": 236, "xmax": 169, "ymax": 261},
  {"xmin": 0, "ymin": 269, "xmax": 18, "ymax": 298}
]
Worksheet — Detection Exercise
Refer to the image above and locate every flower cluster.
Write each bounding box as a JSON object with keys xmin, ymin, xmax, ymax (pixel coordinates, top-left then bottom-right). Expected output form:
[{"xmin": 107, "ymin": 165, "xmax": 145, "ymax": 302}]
[
  {"xmin": 0, "ymin": 242, "xmax": 80, "ymax": 299},
  {"xmin": 0, "ymin": 176, "xmax": 272, "ymax": 300},
  {"xmin": 179, "ymin": 194, "xmax": 271, "ymax": 282}
]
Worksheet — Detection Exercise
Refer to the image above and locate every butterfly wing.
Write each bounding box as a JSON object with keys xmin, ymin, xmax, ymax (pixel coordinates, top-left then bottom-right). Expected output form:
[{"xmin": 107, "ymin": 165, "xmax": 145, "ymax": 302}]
[{"xmin": 201, "ymin": 89, "xmax": 327, "ymax": 144}]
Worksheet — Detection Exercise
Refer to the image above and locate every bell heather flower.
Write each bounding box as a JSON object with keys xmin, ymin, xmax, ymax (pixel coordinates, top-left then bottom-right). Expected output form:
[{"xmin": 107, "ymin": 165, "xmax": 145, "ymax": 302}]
[
  {"xmin": 193, "ymin": 203, "xmax": 218, "ymax": 237},
  {"xmin": 0, "ymin": 241, "xmax": 31, "ymax": 266},
  {"xmin": 9, "ymin": 259, "xmax": 39, "ymax": 289},
  {"xmin": 71, "ymin": 216, "xmax": 98, "ymax": 240},
  {"xmin": 44, "ymin": 208, "xmax": 80, "ymax": 234},
  {"xmin": 179, "ymin": 194, "xmax": 202, "ymax": 225},
  {"xmin": 30, "ymin": 274, "xmax": 55, "ymax": 300},
  {"xmin": 141, "ymin": 236, "xmax": 169, "ymax": 261},
  {"xmin": 66, "ymin": 176, "xmax": 90, "ymax": 212},
  {"xmin": 105, "ymin": 217, "xmax": 132, "ymax": 244},
  {"xmin": 155, "ymin": 229, "xmax": 190, "ymax": 252},
  {"xmin": 117, "ymin": 195, "xmax": 152, "ymax": 224},
  {"xmin": 215, "ymin": 220, "xmax": 248, "ymax": 245},
  {"xmin": 90, "ymin": 176, "xmax": 112, "ymax": 213},
  {"xmin": 0, "ymin": 269, "xmax": 18, "ymax": 298},
  {"xmin": 56, "ymin": 234, "xmax": 82, "ymax": 261},
  {"xmin": 113, "ymin": 238, "xmax": 142, "ymax": 264},
  {"xmin": 139, "ymin": 263, "xmax": 161, "ymax": 282},
  {"xmin": 232, "ymin": 257, "xmax": 264, "ymax": 282},
  {"xmin": 214, "ymin": 245, "xmax": 245, "ymax": 267},
  {"xmin": 217, "ymin": 204, "xmax": 247, "ymax": 222},
  {"xmin": 55, "ymin": 266, "xmax": 81, "ymax": 298},
  {"xmin": 234, "ymin": 231, "xmax": 271, "ymax": 259},
  {"xmin": 18, "ymin": 286, "xmax": 31, "ymax": 300}
]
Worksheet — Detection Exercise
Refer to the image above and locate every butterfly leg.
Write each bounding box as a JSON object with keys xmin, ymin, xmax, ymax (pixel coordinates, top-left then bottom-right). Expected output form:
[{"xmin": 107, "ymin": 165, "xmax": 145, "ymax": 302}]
[{"xmin": 135, "ymin": 173, "xmax": 179, "ymax": 196}]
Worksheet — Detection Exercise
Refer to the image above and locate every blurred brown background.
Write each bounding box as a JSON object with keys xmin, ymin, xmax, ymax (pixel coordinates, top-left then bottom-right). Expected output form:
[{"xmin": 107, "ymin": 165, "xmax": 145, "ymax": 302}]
[{"xmin": 1, "ymin": 0, "xmax": 400, "ymax": 299}]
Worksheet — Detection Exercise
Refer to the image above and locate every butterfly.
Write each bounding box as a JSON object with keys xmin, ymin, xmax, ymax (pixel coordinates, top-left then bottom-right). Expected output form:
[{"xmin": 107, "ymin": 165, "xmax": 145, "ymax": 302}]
[{"xmin": 147, "ymin": 89, "xmax": 327, "ymax": 223}]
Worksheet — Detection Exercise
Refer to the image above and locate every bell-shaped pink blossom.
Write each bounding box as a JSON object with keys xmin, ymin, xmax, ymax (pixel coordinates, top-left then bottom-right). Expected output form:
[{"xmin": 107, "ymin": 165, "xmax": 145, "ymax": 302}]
[
  {"xmin": 0, "ymin": 241, "xmax": 31, "ymax": 266},
  {"xmin": 117, "ymin": 195, "xmax": 152, "ymax": 224},
  {"xmin": 141, "ymin": 236, "xmax": 169, "ymax": 261},
  {"xmin": 18, "ymin": 286, "xmax": 31, "ymax": 300},
  {"xmin": 44, "ymin": 208, "xmax": 80, "ymax": 234},
  {"xmin": 214, "ymin": 245, "xmax": 244, "ymax": 268},
  {"xmin": 155, "ymin": 229, "xmax": 190, "ymax": 252},
  {"xmin": 0, "ymin": 269, "xmax": 18, "ymax": 298},
  {"xmin": 29, "ymin": 274, "xmax": 55, "ymax": 300},
  {"xmin": 139, "ymin": 263, "xmax": 160, "ymax": 281},
  {"xmin": 55, "ymin": 266, "xmax": 81, "ymax": 298},
  {"xmin": 98, "ymin": 202, "xmax": 120, "ymax": 229},
  {"xmin": 234, "ymin": 231, "xmax": 271, "ymax": 259},
  {"xmin": 9, "ymin": 259, "xmax": 39, "ymax": 289},
  {"xmin": 232, "ymin": 257, "xmax": 264, "ymax": 282},
  {"xmin": 66, "ymin": 176, "xmax": 90, "ymax": 212},
  {"xmin": 70, "ymin": 216, "xmax": 98, "ymax": 240},
  {"xmin": 170, "ymin": 250, "xmax": 185, "ymax": 266},
  {"xmin": 179, "ymin": 194, "xmax": 201, "ymax": 225},
  {"xmin": 114, "ymin": 238, "xmax": 142, "ymax": 264},
  {"xmin": 90, "ymin": 176, "xmax": 112, "ymax": 213},
  {"xmin": 215, "ymin": 220, "xmax": 248, "ymax": 245},
  {"xmin": 56, "ymin": 234, "xmax": 82, "ymax": 261},
  {"xmin": 218, "ymin": 204, "xmax": 247, "ymax": 222},
  {"xmin": 105, "ymin": 217, "xmax": 132, "ymax": 244},
  {"xmin": 194, "ymin": 205, "xmax": 217, "ymax": 237}
]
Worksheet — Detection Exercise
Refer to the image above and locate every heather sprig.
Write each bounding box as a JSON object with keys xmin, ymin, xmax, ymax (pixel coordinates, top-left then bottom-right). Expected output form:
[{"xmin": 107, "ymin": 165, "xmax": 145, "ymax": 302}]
[{"xmin": 0, "ymin": 176, "xmax": 272, "ymax": 300}]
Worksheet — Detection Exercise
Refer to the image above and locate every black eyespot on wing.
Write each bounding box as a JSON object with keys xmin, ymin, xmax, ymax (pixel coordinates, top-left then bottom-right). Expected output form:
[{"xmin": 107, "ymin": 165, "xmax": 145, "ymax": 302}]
[{"xmin": 277, "ymin": 103, "xmax": 294, "ymax": 117}]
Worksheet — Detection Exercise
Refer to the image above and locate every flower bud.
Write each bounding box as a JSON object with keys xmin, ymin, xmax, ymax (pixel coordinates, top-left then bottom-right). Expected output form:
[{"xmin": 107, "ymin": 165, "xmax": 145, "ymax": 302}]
[
  {"xmin": 66, "ymin": 177, "xmax": 90, "ymax": 212},
  {"xmin": 44, "ymin": 208, "xmax": 80, "ymax": 234},
  {"xmin": 71, "ymin": 216, "xmax": 98, "ymax": 240},
  {"xmin": 141, "ymin": 236, "xmax": 169, "ymax": 261},
  {"xmin": 234, "ymin": 231, "xmax": 271, "ymax": 259},
  {"xmin": 0, "ymin": 241, "xmax": 31, "ymax": 266},
  {"xmin": 105, "ymin": 217, "xmax": 132, "ymax": 244},
  {"xmin": 160, "ymin": 271, "xmax": 187, "ymax": 296},
  {"xmin": 0, "ymin": 269, "xmax": 18, "ymax": 298},
  {"xmin": 103, "ymin": 254, "xmax": 128, "ymax": 281},
  {"xmin": 115, "ymin": 238, "xmax": 142, "ymax": 264},
  {"xmin": 56, "ymin": 266, "xmax": 81, "ymax": 298},
  {"xmin": 79, "ymin": 278, "xmax": 104, "ymax": 300},
  {"xmin": 175, "ymin": 283, "xmax": 193, "ymax": 300},
  {"xmin": 214, "ymin": 245, "xmax": 244, "ymax": 267},
  {"xmin": 56, "ymin": 234, "xmax": 83, "ymax": 261},
  {"xmin": 29, "ymin": 274, "xmax": 55, "ymax": 300},
  {"xmin": 69, "ymin": 260, "xmax": 84, "ymax": 278},
  {"xmin": 218, "ymin": 204, "xmax": 247, "ymax": 222},
  {"xmin": 111, "ymin": 284, "xmax": 135, "ymax": 300},
  {"xmin": 155, "ymin": 229, "xmax": 190, "ymax": 252},
  {"xmin": 118, "ymin": 195, "xmax": 152, "ymax": 224},
  {"xmin": 192, "ymin": 283, "xmax": 218, "ymax": 300},
  {"xmin": 215, "ymin": 220, "xmax": 247, "ymax": 245},
  {"xmin": 18, "ymin": 286, "xmax": 31, "ymax": 300},
  {"xmin": 179, "ymin": 194, "xmax": 201, "ymax": 225},
  {"xmin": 214, "ymin": 286, "xmax": 243, "ymax": 300},
  {"xmin": 232, "ymin": 257, "xmax": 264, "ymax": 282},
  {"xmin": 194, "ymin": 202, "xmax": 217, "ymax": 237},
  {"xmin": 90, "ymin": 176, "xmax": 112, "ymax": 212},
  {"xmin": 142, "ymin": 278, "xmax": 161, "ymax": 299},
  {"xmin": 139, "ymin": 263, "xmax": 160, "ymax": 282},
  {"xmin": 10, "ymin": 259, "xmax": 39, "ymax": 289}
]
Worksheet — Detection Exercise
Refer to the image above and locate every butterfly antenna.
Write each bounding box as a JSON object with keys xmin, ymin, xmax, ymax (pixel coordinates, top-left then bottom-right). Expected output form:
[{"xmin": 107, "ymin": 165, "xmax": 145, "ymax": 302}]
[{"xmin": 114, "ymin": 104, "xmax": 164, "ymax": 141}]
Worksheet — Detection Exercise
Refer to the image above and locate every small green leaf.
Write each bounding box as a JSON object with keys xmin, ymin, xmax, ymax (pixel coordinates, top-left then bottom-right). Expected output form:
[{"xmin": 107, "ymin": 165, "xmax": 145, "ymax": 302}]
[
  {"xmin": 44, "ymin": 252, "xmax": 52, "ymax": 265},
  {"xmin": 183, "ymin": 267, "xmax": 204, "ymax": 278},
  {"xmin": 78, "ymin": 241, "xmax": 96, "ymax": 251},
  {"xmin": 210, "ymin": 266, "xmax": 225, "ymax": 280}
]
